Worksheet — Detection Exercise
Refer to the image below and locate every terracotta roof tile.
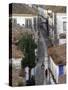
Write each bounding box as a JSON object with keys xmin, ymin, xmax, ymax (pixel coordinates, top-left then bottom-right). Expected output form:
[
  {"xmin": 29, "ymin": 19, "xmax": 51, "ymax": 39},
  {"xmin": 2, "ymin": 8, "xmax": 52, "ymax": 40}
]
[
  {"xmin": 10, "ymin": 3, "xmax": 38, "ymax": 15},
  {"xmin": 36, "ymin": 5, "xmax": 66, "ymax": 13},
  {"xmin": 48, "ymin": 44, "xmax": 66, "ymax": 65}
]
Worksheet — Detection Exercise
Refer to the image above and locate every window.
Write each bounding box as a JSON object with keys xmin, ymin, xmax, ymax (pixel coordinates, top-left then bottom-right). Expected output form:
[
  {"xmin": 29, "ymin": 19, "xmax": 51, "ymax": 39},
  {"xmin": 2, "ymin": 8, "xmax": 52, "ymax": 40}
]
[
  {"xmin": 63, "ymin": 22, "xmax": 66, "ymax": 32},
  {"xmin": 25, "ymin": 19, "xmax": 29, "ymax": 28},
  {"xmin": 59, "ymin": 65, "xmax": 64, "ymax": 76},
  {"xmin": 25, "ymin": 19, "xmax": 32, "ymax": 29},
  {"xmin": 34, "ymin": 17, "xmax": 36, "ymax": 30},
  {"xmin": 29, "ymin": 19, "xmax": 32, "ymax": 29}
]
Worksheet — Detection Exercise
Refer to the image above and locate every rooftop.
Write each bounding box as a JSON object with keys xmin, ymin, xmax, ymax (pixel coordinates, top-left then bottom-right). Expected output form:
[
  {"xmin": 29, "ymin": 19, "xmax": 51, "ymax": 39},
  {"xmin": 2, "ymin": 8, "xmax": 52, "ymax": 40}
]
[
  {"xmin": 45, "ymin": 5, "xmax": 66, "ymax": 13},
  {"xmin": 48, "ymin": 44, "xmax": 66, "ymax": 65},
  {"xmin": 35, "ymin": 5, "xmax": 66, "ymax": 13},
  {"xmin": 9, "ymin": 3, "xmax": 38, "ymax": 15}
]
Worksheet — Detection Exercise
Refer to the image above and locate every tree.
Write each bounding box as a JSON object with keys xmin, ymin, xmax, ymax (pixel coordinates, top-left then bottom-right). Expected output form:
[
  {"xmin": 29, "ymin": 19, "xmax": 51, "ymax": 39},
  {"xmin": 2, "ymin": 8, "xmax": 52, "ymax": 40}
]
[{"xmin": 17, "ymin": 34, "xmax": 37, "ymax": 80}]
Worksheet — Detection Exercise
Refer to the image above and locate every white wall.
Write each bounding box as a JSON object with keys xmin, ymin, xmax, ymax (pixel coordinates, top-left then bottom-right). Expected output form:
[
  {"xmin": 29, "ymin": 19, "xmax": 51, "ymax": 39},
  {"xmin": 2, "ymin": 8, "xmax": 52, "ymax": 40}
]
[
  {"xmin": 59, "ymin": 39, "xmax": 66, "ymax": 45},
  {"xmin": 56, "ymin": 13, "xmax": 66, "ymax": 45},
  {"xmin": 49, "ymin": 56, "xmax": 59, "ymax": 83},
  {"xmin": 49, "ymin": 73, "xmax": 56, "ymax": 84},
  {"xmin": 49, "ymin": 56, "xmax": 66, "ymax": 83},
  {"xmin": 12, "ymin": 15, "xmax": 37, "ymax": 26},
  {"xmin": 56, "ymin": 13, "xmax": 66, "ymax": 39}
]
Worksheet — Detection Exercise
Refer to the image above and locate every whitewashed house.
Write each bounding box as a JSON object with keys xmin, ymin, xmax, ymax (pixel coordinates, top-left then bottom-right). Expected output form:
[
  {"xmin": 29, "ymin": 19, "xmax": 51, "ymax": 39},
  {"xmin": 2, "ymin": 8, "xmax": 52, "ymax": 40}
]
[
  {"xmin": 37, "ymin": 5, "xmax": 66, "ymax": 46},
  {"xmin": 48, "ymin": 44, "xmax": 66, "ymax": 84},
  {"xmin": 9, "ymin": 4, "xmax": 39, "ymax": 69},
  {"xmin": 9, "ymin": 3, "xmax": 39, "ymax": 45},
  {"xmin": 56, "ymin": 13, "xmax": 66, "ymax": 45},
  {"xmin": 45, "ymin": 6, "xmax": 66, "ymax": 45},
  {"xmin": 9, "ymin": 3, "xmax": 38, "ymax": 31}
]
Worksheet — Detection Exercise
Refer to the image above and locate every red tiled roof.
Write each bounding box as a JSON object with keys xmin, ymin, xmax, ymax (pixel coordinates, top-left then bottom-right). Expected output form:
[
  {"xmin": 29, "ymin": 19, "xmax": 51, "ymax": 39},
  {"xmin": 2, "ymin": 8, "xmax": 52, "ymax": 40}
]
[
  {"xmin": 10, "ymin": 3, "xmax": 38, "ymax": 15},
  {"xmin": 48, "ymin": 44, "xmax": 66, "ymax": 65}
]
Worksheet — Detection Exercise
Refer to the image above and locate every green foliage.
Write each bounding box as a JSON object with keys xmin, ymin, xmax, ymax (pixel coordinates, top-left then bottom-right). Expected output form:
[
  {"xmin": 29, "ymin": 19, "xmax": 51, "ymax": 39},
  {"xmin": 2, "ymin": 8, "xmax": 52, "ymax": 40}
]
[{"xmin": 18, "ymin": 34, "xmax": 37, "ymax": 69}]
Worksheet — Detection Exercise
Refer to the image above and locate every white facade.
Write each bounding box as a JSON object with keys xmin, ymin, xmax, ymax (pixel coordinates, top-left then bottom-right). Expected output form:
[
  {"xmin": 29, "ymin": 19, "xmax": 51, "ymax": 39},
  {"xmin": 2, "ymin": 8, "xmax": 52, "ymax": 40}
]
[
  {"xmin": 56, "ymin": 13, "xmax": 66, "ymax": 45},
  {"xmin": 59, "ymin": 39, "xmax": 66, "ymax": 45},
  {"xmin": 49, "ymin": 56, "xmax": 59, "ymax": 83},
  {"xmin": 12, "ymin": 15, "xmax": 37, "ymax": 29},
  {"xmin": 49, "ymin": 56, "xmax": 66, "ymax": 84},
  {"xmin": 49, "ymin": 73, "xmax": 56, "ymax": 84}
]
